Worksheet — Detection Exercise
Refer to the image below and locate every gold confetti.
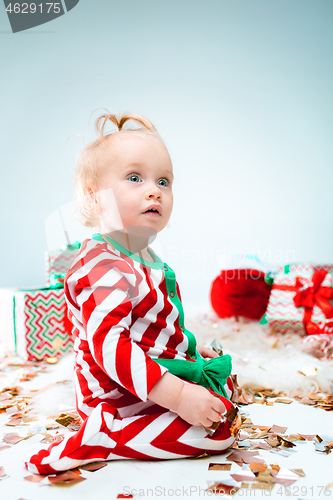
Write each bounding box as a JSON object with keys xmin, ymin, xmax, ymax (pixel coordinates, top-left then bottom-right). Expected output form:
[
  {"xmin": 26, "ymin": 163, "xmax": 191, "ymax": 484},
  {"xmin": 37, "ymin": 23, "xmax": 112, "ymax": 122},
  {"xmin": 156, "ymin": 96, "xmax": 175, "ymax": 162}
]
[
  {"xmin": 257, "ymin": 470, "xmax": 275, "ymax": 484},
  {"xmin": 22, "ymin": 416, "xmax": 39, "ymax": 423},
  {"xmin": 45, "ymin": 423, "xmax": 60, "ymax": 430},
  {"xmin": 208, "ymin": 463, "xmax": 232, "ymax": 471},
  {"xmin": 187, "ymin": 452, "xmax": 212, "ymax": 460},
  {"xmin": 290, "ymin": 469, "xmax": 305, "ymax": 477},
  {"xmin": 46, "ymin": 357, "xmax": 58, "ymax": 364},
  {"xmin": 206, "ymin": 483, "xmax": 240, "ymax": 495},
  {"xmin": 79, "ymin": 462, "xmax": 108, "ymax": 472},
  {"xmin": 55, "ymin": 413, "xmax": 75, "ymax": 427},
  {"xmin": 249, "ymin": 462, "xmax": 267, "ymax": 472},
  {"xmin": 3, "ymin": 432, "xmax": 26, "ymax": 444},
  {"xmin": 298, "ymin": 366, "xmax": 317, "ymax": 377},
  {"xmin": 252, "ymin": 482, "xmax": 274, "ymax": 490},
  {"xmin": 48, "ymin": 470, "xmax": 85, "ymax": 485},
  {"xmin": 24, "ymin": 473, "xmax": 47, "ymax": 482},
  {"xmin": 270, "ymin": 424, "xmax": 288, "ymax": 434},
  {"xmin": 286, "ymin": 434, "xmax": 304, "ymax": 442},
  {"xmin": 5, "ymin": 417, "xmax": 23, "ymax": 427}
]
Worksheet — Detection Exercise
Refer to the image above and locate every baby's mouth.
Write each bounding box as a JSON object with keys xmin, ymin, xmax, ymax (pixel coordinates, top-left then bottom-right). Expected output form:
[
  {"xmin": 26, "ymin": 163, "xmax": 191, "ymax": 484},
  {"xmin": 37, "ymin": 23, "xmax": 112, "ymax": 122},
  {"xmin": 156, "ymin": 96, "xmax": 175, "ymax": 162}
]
[
  {"xmin": 143, "ymin": 205, "xmax": 161, "ymax": 216},
  {"xmin": 145, "ymin": 208, "xmax": 159, "ymax": 214}
]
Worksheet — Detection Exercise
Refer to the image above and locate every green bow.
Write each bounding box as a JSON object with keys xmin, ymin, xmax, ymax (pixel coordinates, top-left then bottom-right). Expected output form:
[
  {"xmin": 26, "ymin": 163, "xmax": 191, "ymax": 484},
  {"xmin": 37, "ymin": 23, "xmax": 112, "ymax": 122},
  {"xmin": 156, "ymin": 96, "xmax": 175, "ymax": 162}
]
[
  {"xmin": 49, "ymin": 274, "xmax": 65, "ymax": 288},
  {"xmin": 154, "ymin": 351, "xmax": 232, "ymax": 400},
  {"xmin": 66, "ymin": 241, "xmax": 81, "ymax": 250}
]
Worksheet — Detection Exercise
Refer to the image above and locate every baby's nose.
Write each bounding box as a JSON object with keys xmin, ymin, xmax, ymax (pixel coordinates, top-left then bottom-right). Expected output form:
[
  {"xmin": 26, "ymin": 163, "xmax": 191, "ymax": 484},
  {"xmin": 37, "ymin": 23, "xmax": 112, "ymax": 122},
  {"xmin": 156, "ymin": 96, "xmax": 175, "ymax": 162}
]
[{"xmin": 145, "ymin": 183, "xmax": 162, "ymax": 198}]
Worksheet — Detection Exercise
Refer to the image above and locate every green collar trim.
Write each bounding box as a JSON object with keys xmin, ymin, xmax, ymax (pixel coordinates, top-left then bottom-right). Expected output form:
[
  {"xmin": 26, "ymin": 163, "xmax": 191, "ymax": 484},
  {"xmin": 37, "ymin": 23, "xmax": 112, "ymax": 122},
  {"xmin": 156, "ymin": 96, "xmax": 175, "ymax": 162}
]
[
  {"xmin": 92, "ymin": 233, "xmax": 163, "ymax": 270},
  {"xmin": 91, "ymin": 232, "xmax": 197, "ymax": 358}
]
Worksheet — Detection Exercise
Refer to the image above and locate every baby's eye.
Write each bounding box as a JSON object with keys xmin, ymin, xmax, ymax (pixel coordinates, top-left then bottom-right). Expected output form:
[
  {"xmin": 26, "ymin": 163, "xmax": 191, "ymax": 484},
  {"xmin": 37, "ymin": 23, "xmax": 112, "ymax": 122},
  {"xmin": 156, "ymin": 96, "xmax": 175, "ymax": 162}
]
[
  {"xmin": 128, "ymin": 174, "xmax": 141, "ymax": 183},
  {"xmin": 158, "ymin": 178, "xmax": 168, "ymax": 187}
]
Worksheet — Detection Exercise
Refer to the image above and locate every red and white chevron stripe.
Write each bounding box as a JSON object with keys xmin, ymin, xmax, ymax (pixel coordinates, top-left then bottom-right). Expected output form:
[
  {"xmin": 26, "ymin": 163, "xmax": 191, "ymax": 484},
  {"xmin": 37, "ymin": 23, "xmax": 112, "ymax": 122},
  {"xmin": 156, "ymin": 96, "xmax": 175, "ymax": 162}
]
[
  {"xmin": 26, "ymin": 388, "xmax": 235, "ymax": 474},
  {"xmin": 25, "ymin": 237, "xmax": 235, "ymax": 473}
]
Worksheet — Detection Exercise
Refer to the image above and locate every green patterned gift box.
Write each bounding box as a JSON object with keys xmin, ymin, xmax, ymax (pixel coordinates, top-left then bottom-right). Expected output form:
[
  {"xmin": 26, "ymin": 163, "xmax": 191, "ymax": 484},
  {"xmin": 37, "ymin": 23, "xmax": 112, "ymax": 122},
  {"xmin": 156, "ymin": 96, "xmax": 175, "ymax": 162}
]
[
  {"xmin": 0, "ymin": 287, "xmax": 73, "ymax": 361},
  {"xmin": 45, "ymin": 242, "xmax": 80, "ymax": 287},
  {"xmin": 265, "ymin": 263, "xmax": 333, "ymax": 335}
]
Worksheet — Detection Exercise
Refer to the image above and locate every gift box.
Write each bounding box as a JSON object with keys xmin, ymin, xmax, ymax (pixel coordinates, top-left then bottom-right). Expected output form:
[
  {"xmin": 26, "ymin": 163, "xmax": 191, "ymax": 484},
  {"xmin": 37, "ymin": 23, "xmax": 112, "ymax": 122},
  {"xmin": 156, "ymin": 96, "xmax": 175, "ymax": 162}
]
[
  {"xmin": 0, "ymin": 287, "xmax": 73, "ymax": 361},
  {"xmin": 265, "ymin": 263, "xmax": 333, "ymax": 335},
  {"xmin": 45, "ymin": 242, "xmax": 80, "ymax": 287},
  {"xmin": 301, "ymin": 334, "xmax": 333, "ymax": 359}
]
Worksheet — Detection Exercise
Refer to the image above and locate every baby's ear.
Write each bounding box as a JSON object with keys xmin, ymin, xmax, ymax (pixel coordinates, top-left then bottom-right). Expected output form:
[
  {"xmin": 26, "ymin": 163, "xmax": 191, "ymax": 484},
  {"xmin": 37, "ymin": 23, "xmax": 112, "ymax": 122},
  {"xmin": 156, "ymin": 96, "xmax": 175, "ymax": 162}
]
[
  {"xmin": 85, "ymin": 184, "xmax": 95, "ymax": 196},
  {"xmin": 84, "ymin": 185, "xmax": 99, "ymax": 211}
]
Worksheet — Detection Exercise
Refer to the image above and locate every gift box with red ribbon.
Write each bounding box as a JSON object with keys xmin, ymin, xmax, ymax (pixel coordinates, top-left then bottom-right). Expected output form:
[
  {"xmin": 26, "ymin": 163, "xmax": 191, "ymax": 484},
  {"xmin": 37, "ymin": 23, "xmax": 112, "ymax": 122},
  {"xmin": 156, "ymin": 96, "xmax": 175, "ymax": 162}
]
[
  {"xmin": 0, "ymin": 287, "xmax": 73, "ymax": 361},
  {"xmin": 265, "ymin": 264, "xmax": 333, "ymax": 335}
]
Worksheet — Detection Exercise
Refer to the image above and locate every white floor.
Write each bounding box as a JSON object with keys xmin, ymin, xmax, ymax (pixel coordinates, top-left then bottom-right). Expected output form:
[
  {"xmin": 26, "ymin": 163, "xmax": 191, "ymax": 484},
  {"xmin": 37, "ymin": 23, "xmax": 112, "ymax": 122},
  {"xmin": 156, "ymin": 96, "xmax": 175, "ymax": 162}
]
[{"xmin": 1, "ymin": 352, "xmax": 333, "ymax": 500}]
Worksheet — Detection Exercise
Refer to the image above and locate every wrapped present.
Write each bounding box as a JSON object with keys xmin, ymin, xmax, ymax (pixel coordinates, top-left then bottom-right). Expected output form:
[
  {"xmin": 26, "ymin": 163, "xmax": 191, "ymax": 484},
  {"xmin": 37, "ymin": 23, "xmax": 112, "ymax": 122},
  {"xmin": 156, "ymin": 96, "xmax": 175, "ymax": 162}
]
[
  {"xmin": 0, "ymin": 287, "xmax": 73, "ymax": 361},
  {"xmin": 45, "ymin": 241, "xmax": 80, "ymax": 287},
  {"xmin": 266, "ymin": 263, "xmax": 333, "ymax": 335},
  {"xmin": 301, "ymin": 334, "xmax": 333, "ymax": 359}
]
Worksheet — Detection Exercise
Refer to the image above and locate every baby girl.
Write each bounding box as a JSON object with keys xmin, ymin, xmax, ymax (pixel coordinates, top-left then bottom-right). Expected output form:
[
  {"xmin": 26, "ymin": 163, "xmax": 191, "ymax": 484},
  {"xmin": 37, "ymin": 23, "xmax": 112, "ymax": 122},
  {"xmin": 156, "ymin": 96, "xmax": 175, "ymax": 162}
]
[{"xmin": 26, "ymin": 113, "xmax": 237, "ymax": 474}]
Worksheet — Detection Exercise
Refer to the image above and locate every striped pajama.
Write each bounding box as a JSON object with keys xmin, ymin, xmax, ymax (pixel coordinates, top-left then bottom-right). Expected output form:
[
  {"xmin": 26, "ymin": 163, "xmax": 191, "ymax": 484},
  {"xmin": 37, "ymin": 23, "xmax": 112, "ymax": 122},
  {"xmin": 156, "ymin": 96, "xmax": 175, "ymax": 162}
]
[{"xmin": 26, "ymin": 235, "xmax": 236, "ymax": 474}]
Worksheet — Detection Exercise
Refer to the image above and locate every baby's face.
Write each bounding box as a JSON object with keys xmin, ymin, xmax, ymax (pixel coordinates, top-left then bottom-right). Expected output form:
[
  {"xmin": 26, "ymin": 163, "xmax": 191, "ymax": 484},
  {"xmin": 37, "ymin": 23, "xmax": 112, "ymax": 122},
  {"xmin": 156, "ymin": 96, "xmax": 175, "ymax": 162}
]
[{"xmin": 97, "ymin": 133, "xmax": 173, "ymax": 234}]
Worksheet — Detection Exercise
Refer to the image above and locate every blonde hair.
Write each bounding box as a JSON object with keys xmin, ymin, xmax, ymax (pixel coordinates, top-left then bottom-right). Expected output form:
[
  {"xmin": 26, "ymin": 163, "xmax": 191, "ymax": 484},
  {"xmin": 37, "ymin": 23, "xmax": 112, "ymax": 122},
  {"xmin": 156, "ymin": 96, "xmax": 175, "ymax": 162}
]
[{"xmin": 74, "ymin": 112, "xmax": 167, "ymax": 227}]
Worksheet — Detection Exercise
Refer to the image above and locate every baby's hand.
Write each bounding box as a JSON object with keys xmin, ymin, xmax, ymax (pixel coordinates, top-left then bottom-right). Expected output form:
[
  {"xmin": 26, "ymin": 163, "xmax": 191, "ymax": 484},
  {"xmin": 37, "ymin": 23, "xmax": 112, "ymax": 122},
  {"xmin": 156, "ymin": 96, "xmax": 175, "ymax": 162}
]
[
  {"xmin": 197, "ymin": 344, "xmax": 219, "ymax": 359},
  {"xmin": 174, "ymin": 383, "xmax": 226, "ymax": 428}
]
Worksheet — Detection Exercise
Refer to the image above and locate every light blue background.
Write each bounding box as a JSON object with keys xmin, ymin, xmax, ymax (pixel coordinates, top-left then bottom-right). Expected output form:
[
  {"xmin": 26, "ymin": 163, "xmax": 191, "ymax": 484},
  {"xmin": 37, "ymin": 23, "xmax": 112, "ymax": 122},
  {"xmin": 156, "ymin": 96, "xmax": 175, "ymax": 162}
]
[{"xmin": 0, "ymin": 0, "xmax": 332, "ymax": 311}]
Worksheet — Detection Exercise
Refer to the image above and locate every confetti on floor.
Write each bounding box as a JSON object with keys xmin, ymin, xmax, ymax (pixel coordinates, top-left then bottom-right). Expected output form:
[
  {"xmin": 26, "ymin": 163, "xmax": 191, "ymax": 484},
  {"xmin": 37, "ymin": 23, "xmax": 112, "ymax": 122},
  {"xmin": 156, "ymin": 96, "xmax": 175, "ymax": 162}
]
[
  {"xmin": 0, "ymin": 348, "xmax": 332, "ymax": 492},
  {"xmin": 208, "ymin": 463, "xmax": 232, "ymax": 471}
]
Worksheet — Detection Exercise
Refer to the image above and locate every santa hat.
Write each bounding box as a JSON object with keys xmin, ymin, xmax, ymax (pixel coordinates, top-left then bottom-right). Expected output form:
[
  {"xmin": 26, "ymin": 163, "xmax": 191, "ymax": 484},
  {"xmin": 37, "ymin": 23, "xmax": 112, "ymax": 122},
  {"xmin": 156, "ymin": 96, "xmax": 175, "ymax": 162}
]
[{"xmin": 210, "ymin": 255, "xmax": 275, "ymax": 321}]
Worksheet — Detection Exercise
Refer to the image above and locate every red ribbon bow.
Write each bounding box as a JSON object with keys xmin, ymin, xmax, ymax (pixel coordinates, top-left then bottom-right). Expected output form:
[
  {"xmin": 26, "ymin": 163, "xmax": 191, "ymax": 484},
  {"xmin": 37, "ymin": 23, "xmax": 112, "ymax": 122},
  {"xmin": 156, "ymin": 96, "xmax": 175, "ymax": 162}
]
[
  {"xmin": 306, "ymin": 320, "xmax": 333, "ymax": 336},
  {"xmin": 293, "ymin": 269, "xmax": 333, "ymax": 334}
]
